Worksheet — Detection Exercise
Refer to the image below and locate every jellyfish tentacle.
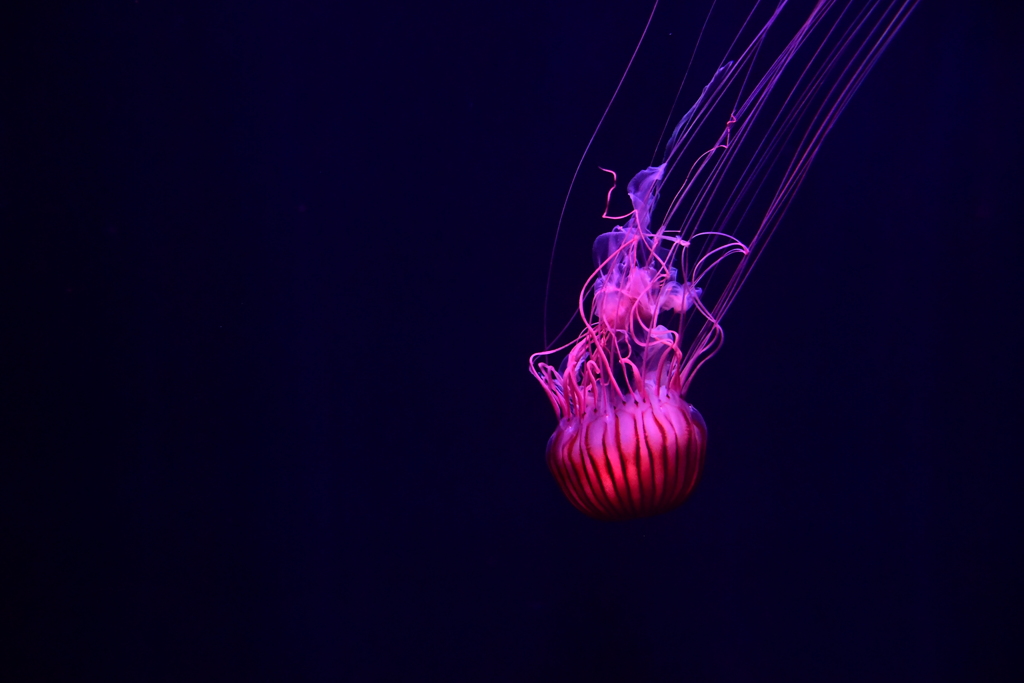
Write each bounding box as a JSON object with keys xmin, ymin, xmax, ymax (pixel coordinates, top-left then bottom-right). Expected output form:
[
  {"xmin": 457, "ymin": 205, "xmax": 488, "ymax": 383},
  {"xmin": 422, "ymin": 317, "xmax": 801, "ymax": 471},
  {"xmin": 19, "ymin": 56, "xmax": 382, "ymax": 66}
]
[{"xmin": 532, "ymin": 0, "xmax": 918, "ymax": 520}]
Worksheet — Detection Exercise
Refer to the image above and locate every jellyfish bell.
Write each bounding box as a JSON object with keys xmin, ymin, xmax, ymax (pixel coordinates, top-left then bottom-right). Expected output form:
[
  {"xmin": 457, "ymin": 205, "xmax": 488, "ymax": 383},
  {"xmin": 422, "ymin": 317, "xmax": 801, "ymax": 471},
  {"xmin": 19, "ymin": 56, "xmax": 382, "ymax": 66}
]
[
  {"xmin": 530, "ymin": 0, "xmax": 918, "ymax": 520},
  {"xmin": 545, "ymin": 387, "xmax": 708, "ymax": 522}
]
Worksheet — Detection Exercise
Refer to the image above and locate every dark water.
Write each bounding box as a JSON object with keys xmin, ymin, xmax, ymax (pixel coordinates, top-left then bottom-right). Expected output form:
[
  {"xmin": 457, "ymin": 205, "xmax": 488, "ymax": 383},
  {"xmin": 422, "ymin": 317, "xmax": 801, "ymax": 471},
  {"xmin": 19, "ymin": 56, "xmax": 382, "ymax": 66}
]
[{"xmin": 4, "ymin": 1, "xmax": 1022, "ymax": 680}]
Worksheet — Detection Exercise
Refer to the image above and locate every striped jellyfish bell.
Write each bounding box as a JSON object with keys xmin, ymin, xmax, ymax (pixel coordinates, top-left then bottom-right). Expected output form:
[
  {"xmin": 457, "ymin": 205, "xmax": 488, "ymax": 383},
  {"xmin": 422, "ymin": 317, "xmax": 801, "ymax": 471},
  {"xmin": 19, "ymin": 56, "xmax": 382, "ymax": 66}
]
[{"xmin": 546, "ymin": 385, "xmax": 707, "ymax": 521}]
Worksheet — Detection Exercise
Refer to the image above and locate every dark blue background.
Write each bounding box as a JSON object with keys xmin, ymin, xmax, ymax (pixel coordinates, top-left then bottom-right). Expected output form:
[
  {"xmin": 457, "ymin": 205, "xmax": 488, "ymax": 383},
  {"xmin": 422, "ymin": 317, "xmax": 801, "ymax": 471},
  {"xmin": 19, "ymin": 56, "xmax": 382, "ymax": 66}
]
[{"xmin": 3, "ymin": 1, "xmax": 1022, "ymax": 680}]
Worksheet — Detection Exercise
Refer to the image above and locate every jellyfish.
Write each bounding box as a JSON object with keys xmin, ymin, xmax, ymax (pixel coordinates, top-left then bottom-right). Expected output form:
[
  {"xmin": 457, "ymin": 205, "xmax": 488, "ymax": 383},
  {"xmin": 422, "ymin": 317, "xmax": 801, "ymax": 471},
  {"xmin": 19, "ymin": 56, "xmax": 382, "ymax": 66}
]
[{"xmin": 529, "ymin": 0, "xmax": 918, "ymax": 521}]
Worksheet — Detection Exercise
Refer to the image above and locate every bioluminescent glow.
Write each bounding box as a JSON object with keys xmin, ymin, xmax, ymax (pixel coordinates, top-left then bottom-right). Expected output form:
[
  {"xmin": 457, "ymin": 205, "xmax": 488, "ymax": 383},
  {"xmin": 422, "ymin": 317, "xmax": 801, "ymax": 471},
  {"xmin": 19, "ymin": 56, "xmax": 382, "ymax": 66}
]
[{"xmin": 530, "ymin": 0, "xmax": 918, "ymax": 521}]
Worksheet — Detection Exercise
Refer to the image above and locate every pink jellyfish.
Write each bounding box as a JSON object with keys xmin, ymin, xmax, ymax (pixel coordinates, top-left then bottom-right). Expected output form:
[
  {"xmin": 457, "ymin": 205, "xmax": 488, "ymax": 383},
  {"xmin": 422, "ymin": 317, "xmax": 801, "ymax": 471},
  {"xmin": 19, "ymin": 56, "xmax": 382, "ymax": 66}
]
[{"xmin": 530, "ymin": 0, "xmax": 918, "ymax": 521}]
